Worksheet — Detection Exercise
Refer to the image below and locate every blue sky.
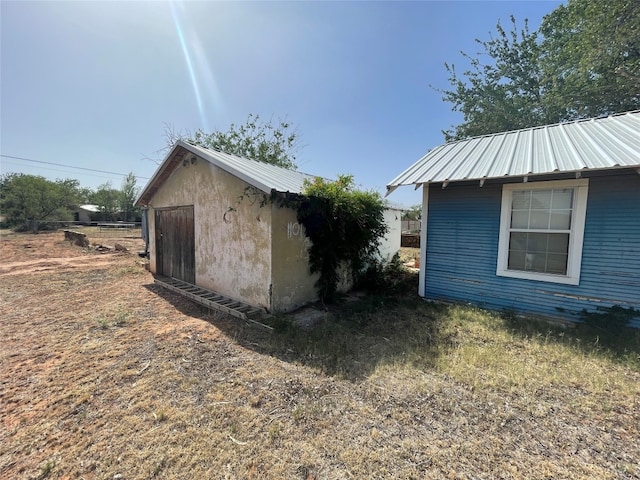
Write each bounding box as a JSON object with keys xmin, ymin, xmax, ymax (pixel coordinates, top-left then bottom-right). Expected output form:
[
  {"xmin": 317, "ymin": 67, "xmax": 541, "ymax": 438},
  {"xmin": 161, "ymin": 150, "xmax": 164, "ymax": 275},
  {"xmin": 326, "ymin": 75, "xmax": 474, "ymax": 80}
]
[{"xmin": 1, "ymin": 0, "xmax": 562, "ymax": 207}]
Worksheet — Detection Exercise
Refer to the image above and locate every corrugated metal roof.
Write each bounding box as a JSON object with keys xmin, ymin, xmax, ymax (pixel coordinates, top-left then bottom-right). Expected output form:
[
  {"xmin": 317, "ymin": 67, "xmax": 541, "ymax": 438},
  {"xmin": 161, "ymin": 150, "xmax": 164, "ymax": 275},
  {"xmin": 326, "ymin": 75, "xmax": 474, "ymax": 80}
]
[
  {"xmin": 387, "ymin": 110, "xmax": 640, "ymax": 193},
  {"xmin": 185, "ymin": 142, "xmax": 318, "ymax": 194},
  {"xmin": 136, "ymin": 140, "xmax": 318, "ymax": 206}
]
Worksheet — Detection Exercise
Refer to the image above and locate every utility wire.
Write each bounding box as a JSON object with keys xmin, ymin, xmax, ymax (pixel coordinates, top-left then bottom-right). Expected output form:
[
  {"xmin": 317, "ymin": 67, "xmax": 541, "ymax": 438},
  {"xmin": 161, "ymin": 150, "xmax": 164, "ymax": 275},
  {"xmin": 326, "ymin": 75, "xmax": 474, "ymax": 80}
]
[
  {"xmin": 1, "ymin": 159, "xmax": 121, "ymax": 181},
  {"xmin": 0, "ymin": 154, "xmax": 150, "ymax": 179}
]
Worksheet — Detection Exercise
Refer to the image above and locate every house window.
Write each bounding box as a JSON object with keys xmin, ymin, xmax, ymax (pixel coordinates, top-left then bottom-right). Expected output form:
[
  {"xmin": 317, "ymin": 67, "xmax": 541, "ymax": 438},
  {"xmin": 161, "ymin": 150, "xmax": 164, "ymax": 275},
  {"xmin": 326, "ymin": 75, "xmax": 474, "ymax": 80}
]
[{"xmin": 497, "ymin": 179, "xmax": 589, "ymax": 285}]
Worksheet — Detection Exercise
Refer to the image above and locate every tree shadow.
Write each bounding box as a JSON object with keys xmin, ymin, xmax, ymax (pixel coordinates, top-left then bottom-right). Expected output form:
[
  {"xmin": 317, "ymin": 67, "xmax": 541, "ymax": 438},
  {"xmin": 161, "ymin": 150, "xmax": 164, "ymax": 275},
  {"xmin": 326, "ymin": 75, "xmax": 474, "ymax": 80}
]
[
  {"xmin": 226, "ymin": 295, "xmax": 447, "ymax": 382},
  {"xmin": 143, "ymin": 280, "xmax": 640, "ymax": 384},
  {"xmin": 142, "ymin": 273, "xmax": 452, "ymax": 382}
]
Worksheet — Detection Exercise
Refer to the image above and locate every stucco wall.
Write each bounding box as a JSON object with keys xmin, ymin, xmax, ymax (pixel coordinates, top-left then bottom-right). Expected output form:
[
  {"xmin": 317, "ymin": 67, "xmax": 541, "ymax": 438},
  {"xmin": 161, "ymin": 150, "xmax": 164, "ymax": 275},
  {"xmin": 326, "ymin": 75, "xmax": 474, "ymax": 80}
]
[
  {"xmin": 144, "ymin": 152, "xmax": 377, "ymax": 312},
  {"xmin": 269, "ymin": 205, "xmax": 319, "ymax": 312},
  {"xmin": 379, "ymin": 209, "xmax": 402, "ymax": 261},
  {"xmin": 147, "ymin": 157, "xmax": 273, "ymax": 309}
]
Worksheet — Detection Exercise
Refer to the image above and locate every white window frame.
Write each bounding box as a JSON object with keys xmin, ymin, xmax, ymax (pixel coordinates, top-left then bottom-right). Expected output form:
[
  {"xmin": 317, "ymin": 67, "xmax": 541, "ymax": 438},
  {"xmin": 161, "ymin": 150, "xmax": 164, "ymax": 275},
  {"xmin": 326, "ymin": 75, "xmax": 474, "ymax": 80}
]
[{"xmin": 496, "ymin": 178, "xmax": 589, "ymax": 285}]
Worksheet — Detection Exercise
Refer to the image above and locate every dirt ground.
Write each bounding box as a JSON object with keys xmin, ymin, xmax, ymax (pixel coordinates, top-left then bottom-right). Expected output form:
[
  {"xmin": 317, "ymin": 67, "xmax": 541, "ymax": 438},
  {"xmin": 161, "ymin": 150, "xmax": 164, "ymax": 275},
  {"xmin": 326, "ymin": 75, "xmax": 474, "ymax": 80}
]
[
  {"xmin": 0, "ymin": 228, "xmax": 145, "ymax": 276},
  {"xmin": 1, "ymin": 230, "xmax": 638, "ymax": 479}
]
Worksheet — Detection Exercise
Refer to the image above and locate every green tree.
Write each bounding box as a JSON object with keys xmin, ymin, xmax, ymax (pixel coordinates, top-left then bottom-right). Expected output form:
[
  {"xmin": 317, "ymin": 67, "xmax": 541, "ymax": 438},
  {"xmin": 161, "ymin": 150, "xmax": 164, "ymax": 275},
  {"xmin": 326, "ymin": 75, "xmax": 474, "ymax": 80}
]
[
  {"xmin": 76, "ymin": 186, "xmax": 94, "ymax": 204},
  {"xmin": 119, "ymin": 172, "xmax": 139, "ymax": 221},
  {"xmin": 92, "ymin": 182, "xmax": 120, "ymax": 221},
  {"xmin": 539, "ymin": 0, "xmax": 640, "ymax": 120},
  {"xmin": 439, "ymin": 0, "xmax": 640, "ymax": 140},
  {"xmin": 0, "ymin": 174, "xmax": 80, "ymax": 231},
  {"xmin": 167, "ymin": 114, "xmax": 301, "ymax": 170},
  {"xmin": 440, "ymin": 16, "xmax": 546, "ymax": 140},
  {"xmin": 402, "ymin": 204, "xmax": 422, "ymax": 221}
]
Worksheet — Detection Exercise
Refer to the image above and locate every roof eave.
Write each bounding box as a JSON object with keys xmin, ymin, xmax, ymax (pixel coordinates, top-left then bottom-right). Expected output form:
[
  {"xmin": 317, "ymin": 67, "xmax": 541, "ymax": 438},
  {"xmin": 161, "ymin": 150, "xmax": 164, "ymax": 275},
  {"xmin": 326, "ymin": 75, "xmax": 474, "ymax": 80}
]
[
  {"xmin": 134, "ymin": 140, "xmax": 307, "ymax": 206},
  {"xmin": 184, "ymin": 143, "xmax": 278, "ymax": 195},
  {"xmin": 134, "ymin": 142, "xmax": 188, "ymax": 207},
  {"xmin": 386, "ymin": 111, "xmax": 640, "ymax": 189},
  {"xmin": 386, "ymin": 164, "xmax": 640, "ymax": 195}
]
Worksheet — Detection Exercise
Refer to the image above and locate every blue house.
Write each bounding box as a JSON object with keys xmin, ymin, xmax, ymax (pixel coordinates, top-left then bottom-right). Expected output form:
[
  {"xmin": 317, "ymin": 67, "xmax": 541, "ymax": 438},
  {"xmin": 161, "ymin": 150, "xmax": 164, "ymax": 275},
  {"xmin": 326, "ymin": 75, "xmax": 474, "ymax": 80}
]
[{"xmin": 387, "ymin": 111, "xmax": 640, "ymax": 324}]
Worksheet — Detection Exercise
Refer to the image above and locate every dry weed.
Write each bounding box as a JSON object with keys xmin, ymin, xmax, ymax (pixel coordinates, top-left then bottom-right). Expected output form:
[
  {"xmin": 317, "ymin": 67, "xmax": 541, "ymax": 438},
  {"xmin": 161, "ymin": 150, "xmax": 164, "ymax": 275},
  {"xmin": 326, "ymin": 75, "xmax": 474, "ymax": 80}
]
[{"xmin": 1, "ymin": 231, "xmax": 638, "ymax": 479}]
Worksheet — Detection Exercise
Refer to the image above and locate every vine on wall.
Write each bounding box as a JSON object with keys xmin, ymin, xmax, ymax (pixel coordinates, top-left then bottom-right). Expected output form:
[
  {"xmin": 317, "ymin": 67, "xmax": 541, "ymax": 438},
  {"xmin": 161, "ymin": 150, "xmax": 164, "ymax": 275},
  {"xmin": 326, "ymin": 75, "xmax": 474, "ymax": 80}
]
[
  {"xmin": 273, "ymin": 175, "xmax": 388, "ymax": 302},
  {"xmin": 223, "ymin": 186, "xmax": 268, "ymax": 223}
]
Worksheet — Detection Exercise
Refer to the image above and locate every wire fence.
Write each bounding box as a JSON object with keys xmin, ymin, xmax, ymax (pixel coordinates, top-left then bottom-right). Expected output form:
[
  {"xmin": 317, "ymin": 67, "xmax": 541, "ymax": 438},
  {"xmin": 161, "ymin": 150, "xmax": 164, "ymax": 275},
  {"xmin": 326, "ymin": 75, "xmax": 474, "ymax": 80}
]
[{"xmin": 16, "ymin": 220, "xmax": 142, "ymax": 237}]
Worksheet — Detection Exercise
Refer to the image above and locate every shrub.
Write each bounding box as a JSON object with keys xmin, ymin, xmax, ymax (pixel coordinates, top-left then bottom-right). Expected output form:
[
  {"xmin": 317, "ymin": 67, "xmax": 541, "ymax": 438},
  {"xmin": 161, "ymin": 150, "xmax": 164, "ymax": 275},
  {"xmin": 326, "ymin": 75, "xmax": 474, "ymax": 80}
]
[{"xmin": 275, "ymin": 175, "xmax": 387, "ymax": 302}]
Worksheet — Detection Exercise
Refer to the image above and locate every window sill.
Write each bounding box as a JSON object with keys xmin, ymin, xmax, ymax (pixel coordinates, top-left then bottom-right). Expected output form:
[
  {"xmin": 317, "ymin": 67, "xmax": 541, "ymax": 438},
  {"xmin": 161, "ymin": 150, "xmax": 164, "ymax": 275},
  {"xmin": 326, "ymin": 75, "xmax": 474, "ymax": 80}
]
[{"xmin": 497, "ymin": 269, "xmax": 580, "ymax": 286}]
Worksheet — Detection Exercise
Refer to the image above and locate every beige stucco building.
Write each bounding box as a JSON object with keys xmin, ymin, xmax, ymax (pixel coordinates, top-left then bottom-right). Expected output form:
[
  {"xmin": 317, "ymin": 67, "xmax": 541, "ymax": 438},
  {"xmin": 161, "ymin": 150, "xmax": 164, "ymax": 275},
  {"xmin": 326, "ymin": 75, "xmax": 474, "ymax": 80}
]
[{"xmin": 136, "ymin": 140, "xmax": 400, "ymax": 313}]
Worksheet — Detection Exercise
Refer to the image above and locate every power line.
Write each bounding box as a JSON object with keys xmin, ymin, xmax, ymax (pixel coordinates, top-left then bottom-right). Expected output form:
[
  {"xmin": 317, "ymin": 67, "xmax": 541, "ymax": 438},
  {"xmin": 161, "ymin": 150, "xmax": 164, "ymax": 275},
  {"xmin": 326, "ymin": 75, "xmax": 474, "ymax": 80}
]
[
  {"xmin": 1, "ymin": 159, "xmax": 121, "ymax": 181},
  {"xmin": 0, "ymin": 154, "xmax": 150, "ymax": 179}
]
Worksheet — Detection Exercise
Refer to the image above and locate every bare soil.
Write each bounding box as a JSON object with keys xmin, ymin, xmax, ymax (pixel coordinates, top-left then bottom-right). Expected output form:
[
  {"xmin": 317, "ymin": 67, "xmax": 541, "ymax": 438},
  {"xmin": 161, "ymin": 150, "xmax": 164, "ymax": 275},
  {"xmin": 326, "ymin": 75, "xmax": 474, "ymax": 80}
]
[{"xmin": 1, "ymin": 230, "xmax": 638, "ymax": 479}]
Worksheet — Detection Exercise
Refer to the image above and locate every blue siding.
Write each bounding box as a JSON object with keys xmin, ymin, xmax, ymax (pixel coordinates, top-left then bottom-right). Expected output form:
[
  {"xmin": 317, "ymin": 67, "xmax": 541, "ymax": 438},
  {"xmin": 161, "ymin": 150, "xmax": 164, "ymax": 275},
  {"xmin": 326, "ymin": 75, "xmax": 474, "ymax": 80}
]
[{"xmin": 424, "ymin": 172, "xmax": 640, "ymax": 323}]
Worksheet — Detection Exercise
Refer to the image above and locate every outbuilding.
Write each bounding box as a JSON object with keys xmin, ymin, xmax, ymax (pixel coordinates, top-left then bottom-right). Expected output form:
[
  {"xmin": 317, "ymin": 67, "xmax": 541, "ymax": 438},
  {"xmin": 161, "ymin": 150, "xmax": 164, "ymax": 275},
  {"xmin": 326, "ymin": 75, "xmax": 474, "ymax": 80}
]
[
  {"xmin": 136, "ymin": 140, "xmax": 400, "ymax": 314},
  {"xmin": 387, "ymin": 111, "xmax": 640, "ymax": 324},
  {"xmin": 73, "ymin": 204, "xmax": 100, "ymax": 224}
]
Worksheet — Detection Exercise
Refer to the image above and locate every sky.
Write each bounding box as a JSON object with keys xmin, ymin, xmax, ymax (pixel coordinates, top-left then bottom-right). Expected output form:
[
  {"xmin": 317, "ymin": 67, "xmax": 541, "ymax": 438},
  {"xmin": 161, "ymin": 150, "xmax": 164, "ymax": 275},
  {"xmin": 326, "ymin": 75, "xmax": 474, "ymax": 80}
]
[{"xmin": 1, "ymin": 0, "xmax": 563, "ymax": 207}]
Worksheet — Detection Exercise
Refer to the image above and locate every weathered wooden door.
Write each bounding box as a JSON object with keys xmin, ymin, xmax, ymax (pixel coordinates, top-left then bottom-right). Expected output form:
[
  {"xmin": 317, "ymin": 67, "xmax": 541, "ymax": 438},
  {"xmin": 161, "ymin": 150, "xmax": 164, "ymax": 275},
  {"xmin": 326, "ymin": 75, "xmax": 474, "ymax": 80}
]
[{"xmin": 155, "ymin": 206, "xmax": 195, "ymax": 283}]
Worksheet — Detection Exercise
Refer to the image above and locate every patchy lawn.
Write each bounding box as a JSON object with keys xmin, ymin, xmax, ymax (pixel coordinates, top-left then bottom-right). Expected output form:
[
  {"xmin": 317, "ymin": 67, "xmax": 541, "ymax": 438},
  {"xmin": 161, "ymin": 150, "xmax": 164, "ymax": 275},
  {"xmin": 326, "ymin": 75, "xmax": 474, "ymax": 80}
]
[{"xmin": 1, "ymin": 230, "xmax": 639, "ymax": 479}]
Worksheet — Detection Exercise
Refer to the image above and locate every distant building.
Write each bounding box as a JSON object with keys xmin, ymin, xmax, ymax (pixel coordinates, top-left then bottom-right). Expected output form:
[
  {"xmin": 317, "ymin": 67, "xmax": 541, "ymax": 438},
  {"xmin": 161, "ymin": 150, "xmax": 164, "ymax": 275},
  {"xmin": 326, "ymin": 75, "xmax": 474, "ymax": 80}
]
[{"xmin": 73, "ymin": 204, "xmax": 100, "ymax": 224}]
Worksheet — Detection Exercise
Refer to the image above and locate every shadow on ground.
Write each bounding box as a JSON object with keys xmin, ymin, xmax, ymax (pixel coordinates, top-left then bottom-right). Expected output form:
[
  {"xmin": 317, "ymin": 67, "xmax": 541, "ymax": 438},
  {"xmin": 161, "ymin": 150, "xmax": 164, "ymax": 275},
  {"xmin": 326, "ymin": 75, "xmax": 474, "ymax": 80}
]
[
  {"xmin": 144, "ymin": 278, "xmax": 640, "ymax": 382},
  {"xmin": 143, "ymin": 273, "xmax": 450, "ymax": 381}
]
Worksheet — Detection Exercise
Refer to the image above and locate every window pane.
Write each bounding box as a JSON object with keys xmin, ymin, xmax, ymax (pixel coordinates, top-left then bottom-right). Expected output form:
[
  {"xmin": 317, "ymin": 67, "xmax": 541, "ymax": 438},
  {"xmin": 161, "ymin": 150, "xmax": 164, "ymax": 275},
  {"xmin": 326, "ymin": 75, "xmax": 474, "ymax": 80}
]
[
  {"xmin": 546, "ymin": 253, "xmax": 568, "ymax": 274},
  {"xmin": 552, "ymin": 189, "xmax": 573, "ymax": 210},
  {"xmin": 507, "ymin": 250, "xmax": 526, "ymax": 270},
  {"xmin": 511, "ymin": 211, "xmax": 529, "ymax": 229},
  {"xmin": 547, "ymin": 233, "xmax": 569, "ymax": 254},
  {"xmin": 507, "ymin": 232, "xmax": 569, "ymax": 275},
  {"xmin": 529, "ymin": 252, "xmax": 548, "ymax": 272},
  {"xmin": 531, "ymin": 190, "xmax": 552, "ymax": 209},
  {"xmin": 512, "ymin": 191, "xmax": 531, "ymax": 210},
  {"xmin": 530, "ymin": 210, "xmax": 550, "ymax": 229},
  {"xmin": 550, "ymin": 211, "xmax": 571, "ymax": 230},
  {"xmin": 509, "ymin": 232, "xmax": 527, "ymax": 252}
]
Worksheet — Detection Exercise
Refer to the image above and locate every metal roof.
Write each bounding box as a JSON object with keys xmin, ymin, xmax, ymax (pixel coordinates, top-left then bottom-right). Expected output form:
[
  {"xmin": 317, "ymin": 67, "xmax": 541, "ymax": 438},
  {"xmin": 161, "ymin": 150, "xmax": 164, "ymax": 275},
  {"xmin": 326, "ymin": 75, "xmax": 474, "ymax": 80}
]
[
  {"xmin": 136, "ymin": 140, "xmax": 318, "ymax": 206},
  {"xmin": 78, "ymin": 204, "xmax": 100, "ymax": 212},
  {"xmin": 387, "ymin": 110, "xmax": 640, "ymax": 193}
]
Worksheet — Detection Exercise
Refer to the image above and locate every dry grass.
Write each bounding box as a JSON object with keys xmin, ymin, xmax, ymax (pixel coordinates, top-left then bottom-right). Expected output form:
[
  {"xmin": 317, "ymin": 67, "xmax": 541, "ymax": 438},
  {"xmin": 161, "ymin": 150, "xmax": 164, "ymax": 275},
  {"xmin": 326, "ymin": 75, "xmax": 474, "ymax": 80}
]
[{"xmin": 1, "ymin": 231, "xmax": 639, "ymax": 479}]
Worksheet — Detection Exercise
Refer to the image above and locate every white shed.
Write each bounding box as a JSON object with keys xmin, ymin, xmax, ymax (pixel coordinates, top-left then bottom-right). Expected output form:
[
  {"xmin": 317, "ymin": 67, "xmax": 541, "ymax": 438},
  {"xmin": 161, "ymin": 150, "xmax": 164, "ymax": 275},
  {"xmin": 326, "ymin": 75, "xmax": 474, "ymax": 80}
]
[{"xmin": 74, "ymin": 204, "xmax": 99, "ymax": 224}]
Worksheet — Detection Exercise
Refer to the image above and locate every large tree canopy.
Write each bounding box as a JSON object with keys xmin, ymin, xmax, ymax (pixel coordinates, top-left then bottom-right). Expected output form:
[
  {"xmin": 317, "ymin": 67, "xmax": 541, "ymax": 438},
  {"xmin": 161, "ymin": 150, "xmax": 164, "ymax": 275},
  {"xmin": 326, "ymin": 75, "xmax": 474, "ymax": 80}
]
[
  {"xmin": 440, "ymin": 0, "xmax": 640, "ymax": 141},
  {"xmin": 165, "ymin": 114, "xmax": 301, "ymax": 170},
  {"xmin": 440, "ymin": 16, "xmax": 546, "ymax": 140},
  {"xmin": 91, "ymin": 182, "xmax": 121, "ymax": 221},
  {"xmin": 539, "ymin": 0, "xmax": 640, "ymax": 121},
  {"xmin": 1, "ymin": 172, "xmax": 142, "ymax": 229},
  {"xmin": 0, "ymin": 174, "xmax": 80, "ymax": 231}
]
